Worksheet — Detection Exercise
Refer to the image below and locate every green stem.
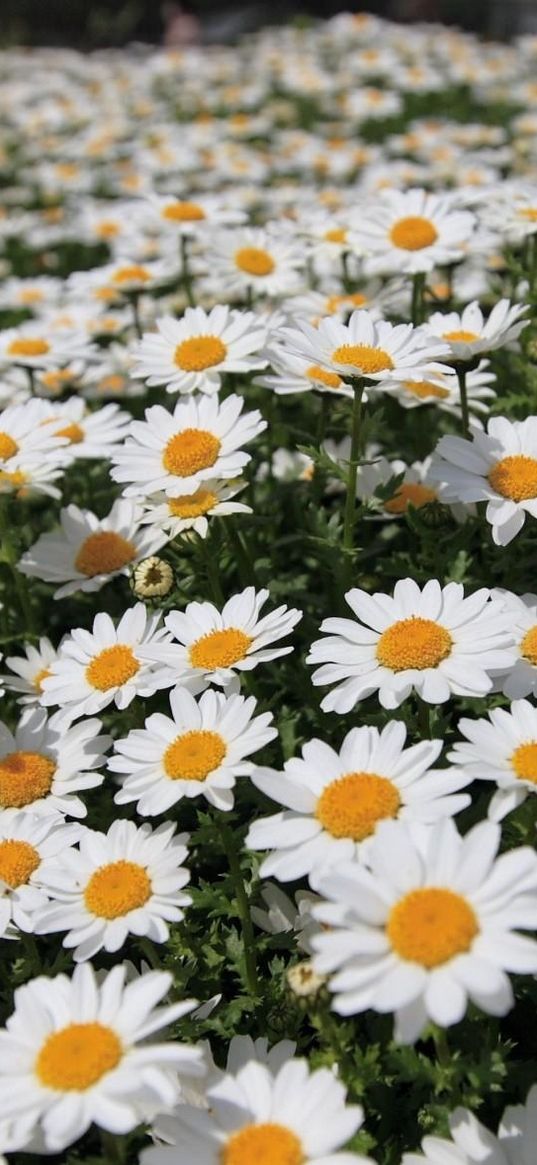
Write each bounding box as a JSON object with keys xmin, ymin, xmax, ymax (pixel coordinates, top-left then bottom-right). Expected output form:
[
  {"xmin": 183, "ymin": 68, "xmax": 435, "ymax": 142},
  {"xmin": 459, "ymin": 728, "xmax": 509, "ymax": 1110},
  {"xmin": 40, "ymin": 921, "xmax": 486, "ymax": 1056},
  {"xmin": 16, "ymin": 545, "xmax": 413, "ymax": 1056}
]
[
  {"xmin": 100, "ymin": 1130, "xmax": 127, "ymax": 1165},
  {"xmin": 218, "ymin": 820, "xmax": 258, "ymax": 997},
  {"xmin": 130, "ymin": 293, "xmax": 143, "ymax": 340},
  {"xmin": 433, "ymin": 1025, "xmax": 450, "ymax": 1069},
  {"xmin": 0, "ymin": 499, "xmax": 36, "ymax": 632},
  {"xmin": 316, "ymin": 393, "xmax": 329, "ymax": 448},
  {"xmin": 416, "ymin": 696, "xmax": 432, "ymax": 739},
  {"xmin": 456, "ymin": 365, "xmax": 470, "ymax": 439},
  {"xmin": 342, "ymin": 378, "xmax": 366, "ymax": 559},
  {"xmin": 180, "ymin": 234, "xmax": 195, "ymax": 306},
  {"xmin": 225, "ymin": 520, "xmax": 255, "ymax": 588},
  {"xmin": 411, "ymin": 272, "xmax": 426, "ymax": 326},
  {"xmin": 199, "ymin": 537, "xmax": 225, "ymax": 606}
]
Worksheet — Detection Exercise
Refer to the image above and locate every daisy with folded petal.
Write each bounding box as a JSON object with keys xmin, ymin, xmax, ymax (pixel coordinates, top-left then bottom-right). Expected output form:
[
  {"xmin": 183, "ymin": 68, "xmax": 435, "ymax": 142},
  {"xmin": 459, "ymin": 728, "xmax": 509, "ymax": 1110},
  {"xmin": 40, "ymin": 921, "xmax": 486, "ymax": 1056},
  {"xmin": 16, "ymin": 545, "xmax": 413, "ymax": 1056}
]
[
  {"xmin": 448, "ymin": 699, "xmax": 537, "ymax": 823},
  {"xmin": 386, "ymin": 359, "xmax": 496, "ymax": 418},
  {"xmin": 247, "ymin": 721, "xmax": 470, "ymax": 880},
  {"xmin": 149, "ymin": 193, "xmax": 246, "ymax": 235},
  {"xmin": 255, "ymin": 345, "xmax": 354, "ymax": 398},
  {"xmin": 110, "ymin": 686, "xmax": 276, "ymax": 814},
  {"xmin": 431, "ymin": 416, "xmax": 537, "ymax": 546},
  {"xmin": 143, "ymin": 1049, "xmax": 372, "ymax": 1165},
  {"xmin": 111, "ymin": 394, "xmax": 266, "ymax": 498},
  {"xmin": 35, "ymin": 818, "xmax": 191, "ymax": 961},
  {"xmin": 0, "ymin": 708, "xmax": 110, "ymax": 818},
  {"xmin": 0, "ymin": 323, "xmax": 94, "ymax": 369},
  {"xmin": 69, "ymin": 256, "xmax": 179, "ymax": 299},
  {"xmin": 0, "ymin": 963, "xmax": 203, "ymax": 1153},
  {"xmin": 19, "ymin": 500, "xmax": 167, "ymax": 599},
  {"xmin": 0, "ymin": 400, "xmax": 69, "ymax": 467},
  {"xmin": 402, "ymin": 1085, "xmax": 537, "ymax": 1165},
  {"xmin": 489, "ymin": 589, "xmax": 537, "ymax": 699},
  {"xmin": 0, "ymin": 457, "xmax": 65, "ymax": 500},
  {"xmin": 0, "ymin": 811, "xmax": 82, "ymax": 938},
  {"xmin": 424, "ymin": 298, "xmax": 528, "ymax": 361},
  {"xmin": 132, "ymin": 306, "xmax": 267, "ymax": 396},
  {"xmin": 207, "ymin": 226, "xmax": 306, "ymax": 299},
  {"xmin": 140, "ymin": 480, "xmax": 251, "ymax": 540},
  {"xmin": 307, "ymin": 579, "xmax": 514, "ymax": 712},
  {"xmin": 348, "ymin": 188, "xmax": 475, "ymax": 274},
  {"xmin": 311, "ymin": 818, "xmax": 537, "ymax": 1044},
  {"xmin": 38, "ymin": 398, "xmax": 131, "ymax": 459},
  {"xmin": 1, "ymin": 637, "xmax": 58, "ymax": 706},
  {"xmin": 39, "ymin": 604, "xmax": 170, "ymax": 723}
]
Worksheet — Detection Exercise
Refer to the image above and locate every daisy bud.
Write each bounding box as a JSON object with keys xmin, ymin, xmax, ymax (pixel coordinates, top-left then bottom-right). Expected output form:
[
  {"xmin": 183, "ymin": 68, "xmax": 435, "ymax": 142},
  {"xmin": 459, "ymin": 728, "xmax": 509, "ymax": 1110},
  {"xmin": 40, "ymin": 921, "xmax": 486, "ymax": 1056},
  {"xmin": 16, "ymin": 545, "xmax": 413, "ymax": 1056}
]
[
  {"xmin": 131, "ymin": 556, "xmax": 174, "ymax": 599},
  {"xmin": 286, "ymin": 961, "xmax": 327, "ymax": 999}
]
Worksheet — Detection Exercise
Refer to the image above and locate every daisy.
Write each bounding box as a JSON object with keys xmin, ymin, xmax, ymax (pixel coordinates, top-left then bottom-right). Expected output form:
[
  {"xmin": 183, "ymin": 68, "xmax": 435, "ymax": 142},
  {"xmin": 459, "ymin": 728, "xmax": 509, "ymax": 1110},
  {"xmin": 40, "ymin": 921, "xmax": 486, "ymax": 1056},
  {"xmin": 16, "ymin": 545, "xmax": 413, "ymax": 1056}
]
[
  {"xmin": 448, "ymin": 699, "xmax": 537, "ymax": 822},
  {"xmin": 146, "ymin": 587, "xmax": 302, "ymax": 693},
  {"xmin": 256, "ymin": 346, "xmax": 354, "ymax": 399},
  {"xmin": 142, "ymin": 1051, "xmax": 372, "ymax": 1165},
  {"xmin": 1, "ymin": 637, "xmax": 58, "ymax": 706},
  {"xmin": 402, "ymin": 1086, "xmax": 537, "ymax": 1165},
  {"xmin": 110, "ymin": 394, "xmax": 266, "ymax": 499},
  {"xmin": 489, "ymin": 590, "xmax": 537, "ymax": 699},
  {"xmin": 140, "ymin": 480, "xmax": 251, "ymax": 540},
  {"xmin": 39, "ymin": 604, "xmax": 170, "ymax": 724},
  {"xmin": 35, "ymin": 819, "xmax": 191, "ymax": 961},
  {"xmin": 0, "ymin": 457, "xmax": 65, "ymax": 501},
  {"xmin": 311, "ymin": 818, "xmax": 537, "ymax": 1043},
  {"xmin": 19, "ymin": 500, "xmax": 168, "ymax": 599},
  {"xmin": 0, "ymin": 400, "xmax": 69, "ymax": 466},
  {"xmin": 0, "ymin": 811, "xmax": 82, "ymax": 938},
  {"xmin": 110, "ymin": 686, "xmax": 277, "ymax": 814},
  {"xmin": 207, "ymin": 225, "xmax": 306, "ymax": 299},
  {"xmin": 132, "ymin": 306, "xmax": 267, "ymax": 396},
  {"xmin": 424, "ymin": 299, "xmax": 529, "ymax": 361},
  {"xmin": 431, "ymin": 417, "xmax": 537, "ymax": 546},
  {"xmin": 38, "ymin": 398, "xmax": 131, "ymax": 459},
  {"xmin": 0, "ymin": 323, "xmax": 94, "ymax": 369},
  {"xmin": 387, "ymin": 360, "xmax": 495, "ymax": 419},
  {"xmin": 69, "ymin": 257, "xmax": 179, "ymax": 299},
  {"xmin": 0, "ymin": 963, "xmax": 203, "ymax": 1153},
  {"xmin": 348, "ymin": 188, "xmax": 476, "ymax": 274},
  {"xmin": 148, "ymin": 193, "xmax": 246, "ymax": 235},
  {"xmin": 307, "ymin": 579, "xmax": 514, "ymax": 712},
  {"xmin": 246, "ymin": 721, "xmax": 471, "ymax": 880},
  {"xmin": 0, "ymin": 708, "xmax": 110, "ymax": 818}
]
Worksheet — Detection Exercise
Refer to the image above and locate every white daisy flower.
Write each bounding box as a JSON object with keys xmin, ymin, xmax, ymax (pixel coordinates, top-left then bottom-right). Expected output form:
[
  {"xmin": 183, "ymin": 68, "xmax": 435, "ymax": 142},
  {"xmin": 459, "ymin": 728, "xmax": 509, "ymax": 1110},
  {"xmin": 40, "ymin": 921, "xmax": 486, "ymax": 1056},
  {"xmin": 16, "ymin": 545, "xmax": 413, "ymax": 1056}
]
[
  {"xmin": 0, "ymin": 708, "xmax": 110, "ymax": 818},
  {"xmin": 1, "ymin": 636, "xmax": 58, "ymax": 706},
  {"xmin": 38, "ymin": 398, "xmax": 131, "ymax": 459},
  {"xmin": 147, "ymin": 587, "xmax": 302, "ymax": 693},
  {"xmin": 255, "ymin": 346, "xmax": 354, "ymax": 399},
  {"xmin": 140, "ymin": 480, "xmax": 251, "ymax": 540},
  {"xmin": 247, "ymin": 721, "xmax": 470, "ymax": 880},
  {"xmin": 0, "ymin": 399, "xmax": 68, "ymax": 467},
  {"xmin": 35, "ymin": 818, "xmax": 191, "ymax": 961},
  {"xmin": 0, "ymin": 457, "xmax": 65, "ymax": 501},
  {"xmin": 0, "ymin": 963, "xmax": 203, "ymax": 1153},
  {"xmin": 0, "ymin": 810, "xmax": 82, "ymax": 938},
  {"xmin": 307, "ymin": 579, "xmax": 514, "ymax": 712},
  {"xmin": 148, "ymin": 193, "xmax": 246, "ymax": 235},
  {"xmin": 385, "ymin": 360, "xmax": 496, "ymax": 419},
  {"xmin": 133, "ymin": 307, "xmax": 267, "ymax": 396},
  {"xmin": 349, "ymin": 188, "xmax": 476, "ymax": 274},
  {"xmin": 402, "ymin": 1085, "xmax": 537, "ymax": 1165},
  {"xmin": 448, "ymin": 699, "xmax": 537, "ymax": 823},
  {"xmin": 69, "ymin": 257, "xmax": 179, "ymax": 298},
  {"xmin": 39, "ymin": 604, "xmax": 170, "ymax": 724},
  {"xmin": 431, "ymin": 417, "xmax": 537, "ymax": 546},
  {"xmin": 19, "ymin": 500, "xmax": 168, "ymax": 599},
  {"xmin": 0, "ymin": 323, "xmax": 94, "ymax": 369},
  {"xmin": 111, "ymin": 394, "xmax": 266, "ymax": 499},
  {"xmin": 311, "ymin": 818, "xmax": 537, "ymax": 1044},
  {"xmin": 424, "ymin": 299, "xmax": 528, "ymax": 360},
  {"xmin": 110, "ymin": 686, "xmax": 277, "ymax": 815},
  {"xmin": 142, "ymin": 1051, "xmax": 372, "ymax": 1165},
  {"xmin": 489, "ymin": 590, "xmax": 537, "ymax": 699},
  {"xmin": 207, "ymin": 225, "xmax": 306, "ymax": 299}
]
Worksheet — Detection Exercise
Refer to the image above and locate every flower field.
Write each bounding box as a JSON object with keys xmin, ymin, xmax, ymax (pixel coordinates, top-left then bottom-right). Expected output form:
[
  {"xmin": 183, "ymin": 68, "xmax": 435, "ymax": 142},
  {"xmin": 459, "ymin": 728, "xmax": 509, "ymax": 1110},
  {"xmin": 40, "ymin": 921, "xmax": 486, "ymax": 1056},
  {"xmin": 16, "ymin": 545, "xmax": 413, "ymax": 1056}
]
[{"xmin": 2, "ymin": 9, "xmax": 537, "ymax": 1163}]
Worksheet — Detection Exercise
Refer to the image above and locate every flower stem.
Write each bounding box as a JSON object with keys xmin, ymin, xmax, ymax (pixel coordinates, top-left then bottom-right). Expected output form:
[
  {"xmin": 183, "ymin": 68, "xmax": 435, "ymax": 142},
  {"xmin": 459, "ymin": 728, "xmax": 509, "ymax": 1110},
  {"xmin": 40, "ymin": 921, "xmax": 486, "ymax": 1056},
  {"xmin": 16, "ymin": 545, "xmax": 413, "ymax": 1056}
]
[
  {"xmin": 411, "ymin": 272, "xmax": 426, "ymax": 325},
  {"xmin": 199, "ymin": 536, "xmax": 225, "ymax": 606},
  {"xmin": 0, "ymin": 498, "xmax": 36, "ymax": 632},
  {"xmin": 130, "ymin": 293, "xmax": 143, "ymax": 340},
  {"xmin": 456, "ymin": 365, "xmax": 470, "ymax": 439},
  {"xmin": 224, "ymin": 520, "xmax": 255, "ymax": 588},
  {"xmin": 416, "ymin": 696, "xmax": 432, "ymax": 738},
  {"xmin": 101, "ymin": 1130, "xmax": 127, "ymax": 1165},
  {"xmin": 342, "ymin": 377, "xmax": 365, "ymax": 560},
  {"xmin": 218, "ymin": 819, "xmax": 259, "ymax": 997},
  {"xmin": 433, "ymin": 1025, "xmax": 450, "ymax": 1069},
  {"xmin": 180, "ymin": 234, "xmax": 195, "ymax": 306}
]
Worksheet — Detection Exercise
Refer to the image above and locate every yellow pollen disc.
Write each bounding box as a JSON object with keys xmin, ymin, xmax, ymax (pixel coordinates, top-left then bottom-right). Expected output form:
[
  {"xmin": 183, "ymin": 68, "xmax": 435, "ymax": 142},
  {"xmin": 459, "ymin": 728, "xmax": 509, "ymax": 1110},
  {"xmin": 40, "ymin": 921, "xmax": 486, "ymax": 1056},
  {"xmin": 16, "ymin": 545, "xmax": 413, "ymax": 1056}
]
[
  {"xmin": 55, "ymin": 422, "xmax": 84, "ymax": 444},
  {"xmin": 0, "ymin": 839, "xmax": 40, "ymax": 888},
  {"xmin": 377, "ymin": 616, "xmax": 452, "ymax": 671},
  {"xmin": 19, "ymin": 288, "xmax": 44, "ymax": 304},
  {"xmin": 163, "ymin": 200, "xmax": 206, "ymax": 221},
  {"xmin": 0, "ymin": 432, "xmax": 18, "ymax": 460},
  {"xmin": 35, "ymin": 1023, "xmax": 122, "ymax": 1091},
  {"xmin": 96, "ymin": 220, "xmax": 120, "ymax": 238},
  {"xmin": 174, "ymin": 335, "xmax": 227, "ymax": 372},
  {"xmin": 85, "ymin": 644, "xmax": 140, "ymax": 691},
  {"xmin": 387, "ymin": 887, "xmax": 478, "ymax": 967},
  {"xmin": 84, "ymin": 859, "xmax": 151, "ymax": 918},
  {"xmin": 163, "ymin": 428, "xmax": 221, "ymax": 477},
  {"xmin": 443, "ymin": 329, "xmax": 479, "ymax": 343},
  {"xmin": 99, "ymin": 374, "xmax": 125, "ymax": 393},
  {"xmin": 34, "ymin": 667, "xmax": 51, "ymax": 692},
  {"xmin": 389, "ymin": 216, "xmax": 438, "ymax": 250},
  {"xmin": 74, "ymin": 531, "xmax": 136, "ymax": 578},
  {"xmin": 168, "ymin": 488, "xmax": 218, "ymax": 518},
  {"xmin": 403, "ymin": 379, "xmax": 450, "ymax": 400},
  {"xmin": 384, "ymin": 482, "xmax": 437, "ymax": 514},
  {"xmin": 331, "ymin": 344, "xmax": 394, "ymax": 374},
  {"xmin": 316, "ymin": 772, "xmax": 401, "ymax": 840},
  {"xmin": 324, "ymin": 228, "xmax": 347, "ymax": 243},
  {"xmin": 306, "ymin": 365, "xmax": 342, "ymax": 389},
  {"xmin": 326, "ymin": 292, "xmax": 367, "ymax": 313},
  {"xmin": 112, "ymin": 265, "xmax": 150, "ymax": 284},
  {"xmin": 234, "ymin": 246, "xmax": 275, "ymax": 276},
  {"xmin": 163, "ymin": 729, "xmax": 227, "ymax": 781},
  {"xmin": 511, "ymin": 741, "xmax": 537, "ymax": 784},
  {"xmin": 0, "ymin": 469, "xmax": 27, "ymax": 490},
  {"xmin": 0, "ymin": 751, "xmax": 56, "ymax": 809},
  {"xmin": 519, "ymin": 207, "xmax": 537, "ymax": 221},
  {"xmin": 520, "ymin": 625, "xmax": 537, "ymax": 666},
  {"xmin": 488, "ymin": 455, "xmax": 537, "ymax": 503},
  {"xmin": 7, "ymin": 338, "xmax": 50, "ymax": 358},
  {"xmin": 189, "ymin": 627, "xmax": 252, "ymax": 670},
  {"xmin": 221, "ymin": 1123, "xmax": 305, "ymax": 1165}
]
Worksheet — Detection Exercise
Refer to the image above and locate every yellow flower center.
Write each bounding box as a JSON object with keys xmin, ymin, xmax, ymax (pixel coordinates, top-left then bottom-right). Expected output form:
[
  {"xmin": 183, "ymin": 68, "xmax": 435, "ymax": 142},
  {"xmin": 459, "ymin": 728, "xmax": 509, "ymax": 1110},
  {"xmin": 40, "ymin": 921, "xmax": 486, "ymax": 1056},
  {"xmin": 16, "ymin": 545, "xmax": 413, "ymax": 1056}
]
[
  {"xmin": 84, "ymin": 859, "xmax": 152, "ymax": 918},
  {"xmin": 163, "ymin": 729, "xmax": 227, "ymax": 781},
  {"xmin": 326, "ymin": 292, "xmax": 367, "ymax": 313},
  {"xmin": 521, "ymin": 625, "xmax": 537, "ymax": 666},
  {"xmin": 403, "ymin": 379, "xmax": 450, "ymax": 401},
  {"xmin": 0, "ymin": 432, "xmax": 18, "ymax": 460},
  {"xmin": 174, "ymin": 335, "xmax": 227, "ymax": 372},
  {"xmin": 7, "ymin": 338, "xmax": 50, "ymax": 358},
  {"xmin": 96, "ymin": 220, "xmax": 120, "ymax": 238},
  {"xmin": 85, "ymin": 644, "xmax": 140, "ymax": 691},
  {"xmin": 488, "ymin": 455, "xmax": 537, "ymax": 502},
  {"xmin": 162, "ymin": 200, "xmax": 206, "ymax": 221},
  {"xmin": 519, "ymin": 207, "xmax": 537, "ymax": 221},
  {"xmin": 443, "ymin": 329, "xmax": 479, "ymax": 343},
  {"xmin": 55, "ymin": 422, "xmax": 84, "ymax": 444},
  {"xmin": 98, "ymin": 374, "xmax": 126, "ymax": 394},
  {"xmin": 306, "ymin": 365, "xmax": 343, "ymax": 389},
  {"xmin": 34, "ymin": 667, "xmax": 52, "ymax": 692},
  {"xmin": 74, "ymin": 531, "xmax": 136, "ymax": 578},
  {"xmin": 511, "ymin": 741, "xmax": 537, "ymax": 784},
  {"xmin": 376, "ymin": 616, "xmax": 452, "ymax": 671},
  {"xmin": 163, "ymin": 428, "xmax": 221, "ymax": 477},
  {"xmin": 384, "ymin": 482, "xmax": 437, "ymax": 514},
  {"xmin": 0, "ymin": 839, "xmax": 40, "ymax": 887},
  {"xmin": 112, "ymin": 265, "xmax": 150, "ymax": 284},
  {"xmin": 323, "ymin": 228, "xmax": 347, "ymax": 243},
  {"xmin": 19, "ymin": 288, "xmax": 44, "ymax": 304},
  {"xmin": 331, "ymin": 344, "xmax": 394, "ymax": 374},
  {"xmin": 0, "ymin": 751, "xmax": 56, "ymax": 809},
  {"xmin": 387, "ymin": 887, "xmax": 479, "ymax": 967},
  {"xmin": 0, "ymin": 468, "xmax": 27, "ymax": 491},
  {"xmin": 389, "ymin": 216, "xmax": 438, "ymax": 250},
  {"xmin": 189, "ymin": 627, "xmax": 252, "ymax": 670},
  {"xmin": 35, "ymin": 1023, "xmax": 122, "ymax": 1091},
  {"xmin": 316, "ymin": 772, "xmax": 401, "ymax": 840},
  {"xmin": 221, "ymin": 1123, "xmax": 304, "ymax": 1165},
  {"xmin": 234, "ymin": 247, "xmax": 275, "ymax": 276},
  {"xmin": 168, "ymin": 488, "xmax": 218, "ymax": 518}
]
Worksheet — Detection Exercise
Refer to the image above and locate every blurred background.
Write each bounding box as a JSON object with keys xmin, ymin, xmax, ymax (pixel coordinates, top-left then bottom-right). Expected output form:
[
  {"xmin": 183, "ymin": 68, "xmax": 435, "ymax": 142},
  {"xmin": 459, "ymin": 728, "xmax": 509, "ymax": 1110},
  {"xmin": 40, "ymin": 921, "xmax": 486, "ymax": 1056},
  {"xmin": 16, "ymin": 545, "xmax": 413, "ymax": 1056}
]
[{"xmin": 0, "ymin": 0, "xmax": 536, "ymax": 49}]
